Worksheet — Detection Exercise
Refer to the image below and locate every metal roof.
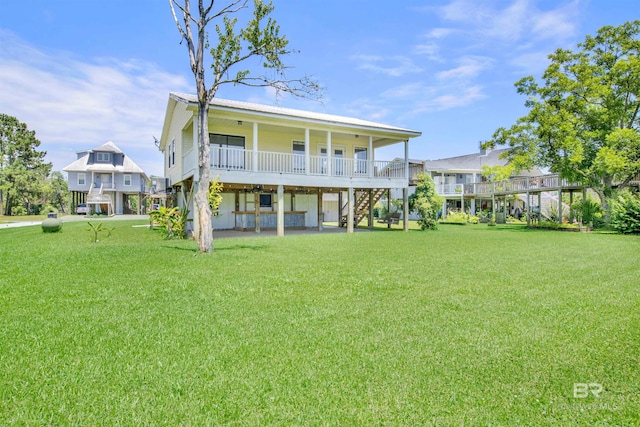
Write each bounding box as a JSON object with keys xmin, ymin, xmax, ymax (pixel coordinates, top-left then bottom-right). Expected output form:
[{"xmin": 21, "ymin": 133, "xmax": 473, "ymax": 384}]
[
  {"xmin": 169, "ymin": 92, "xmax": 422, "ymax": 136},
  {"xmin": 63, "ymin": 141, "xmax": 147, "ymax": 177}
]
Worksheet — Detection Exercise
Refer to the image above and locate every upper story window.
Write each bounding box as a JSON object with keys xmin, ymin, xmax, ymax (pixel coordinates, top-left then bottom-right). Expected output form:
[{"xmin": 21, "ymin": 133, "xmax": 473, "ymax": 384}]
[
  {"xmin": 292, "ymin": 141, "xmax": 305, "ymax": 172},
  {"xmin": 96, "ymin": 152, "xmax": 110, "ymax": 163},
  {"xmin": 210, "ymin": 133, "xmax": 245, "ymax": 169},
  {"xmin": 168, "ymin": 139, "xmax": 176, "ymax": 168},
  {"xmin": 355, "ymin": 147, "xmax": 368, "ymax": 174},
  {"xmin": 124, "ymin": 174, "xmax": 131, "ymax": 186},
  {"xmin": 78, "ymin": 173, "xmax": 86, "ymax": 185}
]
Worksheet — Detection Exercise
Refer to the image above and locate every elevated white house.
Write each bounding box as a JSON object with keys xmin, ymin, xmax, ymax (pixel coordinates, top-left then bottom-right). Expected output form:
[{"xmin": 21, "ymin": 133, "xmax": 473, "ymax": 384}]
[
  {"xmin": 158, "ymin": 93, "xmax": 421, "ymax": 235},
  {"xmin": 64, "ymin": 142, "xmax": 148, "ymax": 215}
]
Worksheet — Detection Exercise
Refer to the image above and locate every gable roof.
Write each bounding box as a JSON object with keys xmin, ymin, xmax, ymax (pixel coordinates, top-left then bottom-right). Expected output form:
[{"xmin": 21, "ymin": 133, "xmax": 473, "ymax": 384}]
[
  {"xmin": 88, "ymin": 141, "xmax": 123, "ymax": 154},
  {"xmin": 424, "ymin": 148, "xmax": 542, "ymax": 176},
  {"xmin": 167, "ymin": 92, "xmax": 422, "ymax": 137},
  {"xmin": 424, "ymin": 149, "xmax": 510, "ymax": 172},
  {"xmin": 63, "ymin": 141, "xmax": 147, "ymax": 178}
]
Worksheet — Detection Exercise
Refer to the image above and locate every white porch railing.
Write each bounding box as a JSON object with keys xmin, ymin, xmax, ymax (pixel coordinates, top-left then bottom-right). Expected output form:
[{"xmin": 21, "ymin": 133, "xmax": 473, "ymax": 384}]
[
  {"xmin": 434, "ymin": 183, "xmax": 464, "ymax": 195},
  {"xmin": 463, "ymin": 174, "xmax": 582, "ymax": 195},
  {"xmin": 207, "ymin": 147, "xmax": 407, "ymax": 179}
]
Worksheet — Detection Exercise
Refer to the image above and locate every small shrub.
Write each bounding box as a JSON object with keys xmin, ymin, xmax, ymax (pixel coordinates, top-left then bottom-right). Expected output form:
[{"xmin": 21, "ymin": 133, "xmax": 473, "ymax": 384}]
[
  {"xmin": 11, "ymin": 206, "xmax": 26, "ymax": 216},
  {"xmin": 39, "ymin": 204, "xmax": 57, "ymax": 215},
  {"xmin": 572, "ymin": 196, "xmax": 604, "ymax": 228},
  {"xmin": 150, "ymin": 206, "xmax": 188, "ymax": 239},
  {"xmin": 444, "ymin": 211, "xmax": 467, "ymax": 224},
  {"xmin": 86, "ymin": 222, "xmax": 115, "ymax": 242},
  {"xmin": 609, "ymin": 190, "xmax": 640, "ymax": 234}
]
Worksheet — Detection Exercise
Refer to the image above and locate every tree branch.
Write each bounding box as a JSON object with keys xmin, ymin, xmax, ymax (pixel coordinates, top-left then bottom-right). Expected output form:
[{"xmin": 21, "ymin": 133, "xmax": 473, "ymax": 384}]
[{"xmin": 205, "ymin": 0, "xmax": 247, "ymax": 24}]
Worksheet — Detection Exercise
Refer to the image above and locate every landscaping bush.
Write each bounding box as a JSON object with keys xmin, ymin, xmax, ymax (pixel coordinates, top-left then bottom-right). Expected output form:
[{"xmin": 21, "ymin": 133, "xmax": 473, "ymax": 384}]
[
  {"xmin": 11, "ymin": 206, "xmax": 26, "ymax": 216},
  {"xmin": 572, "ymin": 196, "xmax": 604, "ymax": 228},
  {"xmin": 443, "ymin": 211, "xmax": 468, "ymax": 224},
  {"xmin": 150, "ymin": 206, "xmax": 188, "ymax": 239},
  {"xmin": 609, "ymin": 189, "xmax": 640, "ymax": 234}
]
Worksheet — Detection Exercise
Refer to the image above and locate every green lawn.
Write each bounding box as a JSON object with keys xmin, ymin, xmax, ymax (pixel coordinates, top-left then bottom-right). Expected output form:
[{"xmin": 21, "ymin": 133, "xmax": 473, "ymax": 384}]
[{"xmin": 1, "ymin": 221, "xmax": 638, "ymax": 425}]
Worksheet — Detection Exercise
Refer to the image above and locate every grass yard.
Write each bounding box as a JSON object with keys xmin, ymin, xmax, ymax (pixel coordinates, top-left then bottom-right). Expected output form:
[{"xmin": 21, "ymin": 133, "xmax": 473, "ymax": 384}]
[{"xmin": 1, "ymin": 221, "xmax": 638, "ymax": 425}]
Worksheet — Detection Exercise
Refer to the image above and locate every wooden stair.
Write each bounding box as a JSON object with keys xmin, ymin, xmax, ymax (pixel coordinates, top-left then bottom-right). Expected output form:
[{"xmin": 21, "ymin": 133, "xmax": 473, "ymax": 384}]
[{"xmin": 339, "ymin": 188, "xmax": 387, "ymax": 227}]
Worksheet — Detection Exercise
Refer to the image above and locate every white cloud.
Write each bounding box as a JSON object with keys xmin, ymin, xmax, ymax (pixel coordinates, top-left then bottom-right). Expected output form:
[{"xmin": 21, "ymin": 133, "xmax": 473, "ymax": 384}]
[
  {"xmin": 426, "ymin": 28, "xmax": 455, "ymax": 39},
  {"xmin": 436, "ymin": 0, "xmax": 578, "ymax": 43},
  {"xmin": 437, "ymin": 56, "xmax": 493, "ymax": 81},
  {"xmin": 413, "ymin": 41, "xmax": 441, "ymax": 61},
  {"xmin": 531, "ymin": 1, "xmax": 580, "ymax": 41},
  {"xmin": 381, "ymin": 82, "xmax": 437, "ymax": 100},
  {"xmin": 0, "ymin": 30, "xmax": 191, "ymax": 177},
  {"xmin": 509, "ymin": 51, "xmax": 552, "ymax": 74},
  {"xmin": 351, "ymin": 54, "xmax": 423, "ymax": 77},
  {"xmin": 420, "ymin": 85, "xmax": 486, "ymax": 112}
]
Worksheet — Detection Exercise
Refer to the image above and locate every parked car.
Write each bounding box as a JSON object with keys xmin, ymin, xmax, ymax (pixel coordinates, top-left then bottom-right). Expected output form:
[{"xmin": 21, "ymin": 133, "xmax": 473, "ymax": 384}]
[{"xmin": 77, "ymin": 203, "xmax": 88, "ymax": 215}]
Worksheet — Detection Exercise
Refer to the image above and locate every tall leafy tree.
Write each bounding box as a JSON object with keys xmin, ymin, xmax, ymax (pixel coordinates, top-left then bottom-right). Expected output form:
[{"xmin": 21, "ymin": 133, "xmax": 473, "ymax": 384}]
[
  {"xmin": 484, "ymin": 21, "xmax": 640, "ymax": 209},
  {"xmin": 0, "ymin": 114, "xmax": 52, "ymax": 216},
  {"xmin": 409, "ymin": 173, "xmax": 444, "ymax": 230},
  {"xmin": 43, "ymin": 171, "xmax": 69, "ymax": 213},
  {"xmin": 169, "ymin": 0, "xmax": 320, "ymax": 253}
]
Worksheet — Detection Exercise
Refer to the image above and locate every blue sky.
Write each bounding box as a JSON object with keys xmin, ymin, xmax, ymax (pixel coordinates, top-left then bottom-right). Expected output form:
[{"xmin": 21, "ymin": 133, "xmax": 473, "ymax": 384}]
[{"xmin": 0, "ymin": 0, "xmax": 636, "ymax": 177}]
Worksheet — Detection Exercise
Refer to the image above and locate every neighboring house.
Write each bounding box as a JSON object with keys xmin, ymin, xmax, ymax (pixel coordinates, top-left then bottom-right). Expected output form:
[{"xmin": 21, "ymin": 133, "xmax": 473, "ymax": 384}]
[
  {"xmin": 158, "ymin": 93, "xmax": 421, "ymax": 234},
  {"xmin": 63, "ymin": 142, "xmax": 149, "ymax": 215},
  {"xmin": 424, "ymin": 148, "xmax": 540, "ymax": 211},
  {"xmin": 393, "ymin": 148, "xmax": 542, "ymax": 219}
]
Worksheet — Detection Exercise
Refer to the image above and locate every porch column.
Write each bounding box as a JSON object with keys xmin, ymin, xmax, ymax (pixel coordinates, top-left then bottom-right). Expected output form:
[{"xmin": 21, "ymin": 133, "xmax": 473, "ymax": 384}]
[
  {"xmin": 317, "ymin": 191, "xmax": 323, "ymax": 231},
  {"xmin": 557, "ymin": 189, "xmax": 563, "ymax": 224},
  {"xmin": 368, "ymin": 188, "xmax": 374, "ymax": 230},
  {"xmin": 441, "ymin": 172, "xmax": 444, "ymax": 194},
  {"xmin": 326, "ymin": 131, "xmax": 332, "ymax": 176},
  {"xmin": 254, "ymin": 191, "xmax": 260, "ymax": 234},
  {"xmin": 253, "ymin": 122, "xmax": 259, "ymax": 172},
  {"xmin": 491, "ymin": 193, "xmax": 495, "ymax": 221},
  {"xmin": 277, "ymin": 184, "xmax": 284, "ymax": 237},
  {"xmin": 569, "ymin": 191, "xmax": 574, "ymax": 222},
  {"xmin": 347, "ymin": 186, "xmax": 354, "ymax": 233},
  {"xmin": 368, "ymin": 136, "xmax": 374, "ymax": 178},
  {"xmin": 403, "ymin": 187, "xmax": 409, "ymax": 232},
  {"xmin": 338, "ymin": 191, "xmax": 343, "ymax": 226},
  {"xmin": 537, "ymin": 193, "xmax": 542, "ymax": 225},
  {"xmin": 387, "ymin": 190, "xmax": 392, "ymax": 228},
  {"xmin": 305, "ymin": 128, "xmax": 310, "ymax": 175},
  {"xmin": 404, "ymin": 139, "xmax": 409, "ymax": 181},
  {"xmin": 471, "ymin": 198, "xmax": 476, "ymax": 215},
  {"xmin": 526, "ymin": 191, "xmax": 531, "ymax": 226}
]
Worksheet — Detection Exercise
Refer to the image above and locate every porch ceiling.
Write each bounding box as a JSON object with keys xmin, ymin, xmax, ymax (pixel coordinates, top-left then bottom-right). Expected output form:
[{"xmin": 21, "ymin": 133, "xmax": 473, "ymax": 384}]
[{"xmin": 213, "ymin": 115, "xmax": 408, "ymax": 148}]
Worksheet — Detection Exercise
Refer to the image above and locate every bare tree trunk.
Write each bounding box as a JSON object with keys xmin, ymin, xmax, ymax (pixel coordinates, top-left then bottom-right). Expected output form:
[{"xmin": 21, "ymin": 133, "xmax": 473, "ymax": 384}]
[{"xmin": 195, "ymin": 101, "xmax": 213, "ymax": 253}]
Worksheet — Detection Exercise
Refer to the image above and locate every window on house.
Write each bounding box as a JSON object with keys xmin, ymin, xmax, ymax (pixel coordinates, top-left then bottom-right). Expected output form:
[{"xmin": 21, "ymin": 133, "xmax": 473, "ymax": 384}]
[
  {"xmin": 78, "ymin": 173, "xmax": 86, "ymax": 185},
  {"xmin": 210, "ymin": 134, "xmax": 245, "ymax": 169},
  {"xmin": 124, "ymin": 174, "xmax": 131, "ymax": 186},
  {"xmin": 259, "ymin": 193, "xmax": 272, "ymax": 208},
  {"xmin": 168, "ymin": 139, "xmax": 176, "ymax": 168},
  {"xmin": 292, "ymin": 140, "xmax": 305, "ymax": 172},
  {"xmin": 355, "ymin": 147, "xmax": 368, "ymax": 174},
  {"xmin": 96, "ymin": 152, "xmax": 110, "ymax": 163}
]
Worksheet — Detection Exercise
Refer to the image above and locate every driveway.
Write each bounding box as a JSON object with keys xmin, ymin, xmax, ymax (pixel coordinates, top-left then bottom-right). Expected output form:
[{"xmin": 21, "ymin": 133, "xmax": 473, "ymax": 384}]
[{"xmin": 0, "ymin": 214, "xmax": 150, "ymax": 229}]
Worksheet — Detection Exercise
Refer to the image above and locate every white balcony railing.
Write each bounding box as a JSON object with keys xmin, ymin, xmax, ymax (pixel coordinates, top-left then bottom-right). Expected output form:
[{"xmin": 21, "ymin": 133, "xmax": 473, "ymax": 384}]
[
  {"xmin": 205, "ymin": 147, "xmax": 407, "ymax": 179},
  {"xmin": 435, "ymin": 183, "xmax": 464, "ymax": 195},
  {"xmin": 462, "ymin": 174, "xmax": 582, "ymax": 195}
]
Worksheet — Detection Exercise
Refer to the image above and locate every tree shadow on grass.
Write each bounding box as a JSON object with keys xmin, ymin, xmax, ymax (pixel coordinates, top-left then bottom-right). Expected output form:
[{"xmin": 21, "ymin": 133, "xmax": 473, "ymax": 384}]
[
  {"xmin": 216, "ymin": 244, "xmax": 268, "ymax": 251},
  {"xmin": 161, "ymin": 243, "xmax": 268, "ymax": 252}
]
